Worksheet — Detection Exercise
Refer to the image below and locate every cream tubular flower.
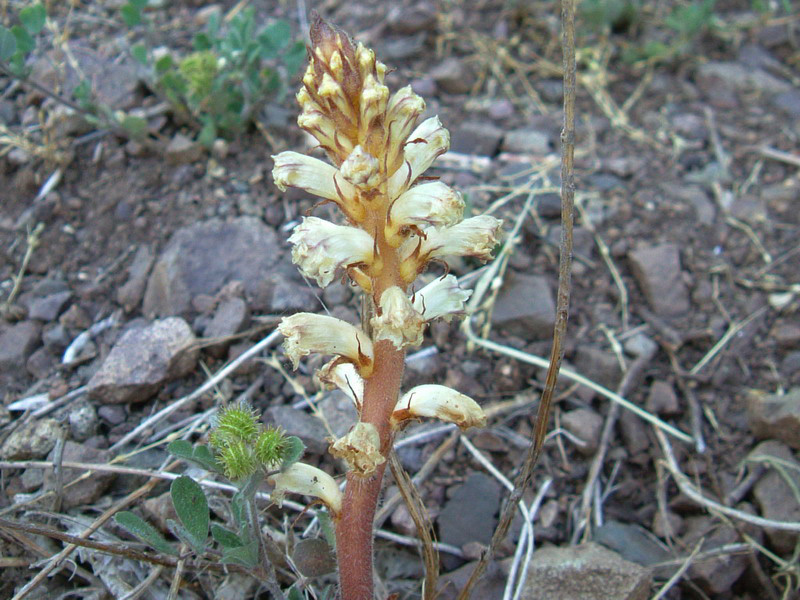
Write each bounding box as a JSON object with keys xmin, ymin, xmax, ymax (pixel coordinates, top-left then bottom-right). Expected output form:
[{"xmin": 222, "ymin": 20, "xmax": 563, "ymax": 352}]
[
  {"xmin": 370, "ymin": 286, "xmax": 425, "ymax": 349},
  {"xmin": 269, "ymin": 463, "xmax": 342, "ymax": 516},
  {"xmin": 279, "ymin": 313, "xmax": 374, "ymax": 376},
  {"xmin": 386, "ymin": 182, "xmax": 465, "ymax": 246},
  {"xmin": 273, "ymin": 152, "xmax": 363, "ymax": 221},
  {"xmin": 288, "ymin": 217, "xmax": 375, "ymax": 288},
  {"xmin": 412, "ymin": 275, "xmax": 472, "ymax": 322},
  {"xmin": 420, "ymin": 215, "xmax": 503, "ymax": 262},
  {"xmin": 387, "ymin": 117, "xmax": 450, "ymax": 198},
  {"xmin": 329, "ymin": 422, "xmax": 385, "ymax": 477},
  {"xmin": 318, "ymin": 361, "xmax": 364, "ymax": 408},
  {"xmin": 391, "ymin": 385, "xmax": 487, "ymax": 431}
]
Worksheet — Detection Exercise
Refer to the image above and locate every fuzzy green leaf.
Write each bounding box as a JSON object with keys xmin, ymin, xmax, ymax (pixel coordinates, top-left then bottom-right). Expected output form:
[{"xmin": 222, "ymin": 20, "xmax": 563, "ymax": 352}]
[
  {"xmin": 0, "ymin": 26, "xmax": 17, "ymax": 61},
  {"xmin": 170, "ymin": 476, "xmax": 209, "ymax": 549},
  {"xmin": 131, "ymin": 43, "xmax": 147, "ymax": 65},
  {"xmin": 284, "ymin": 41, "xmax": 307, "ymax": 74},
  {"xmin": 19, "ymin": 4, "xmax": 46, "ymax": 36},
  {"xmin": 230, "ymin": 492, "xmax": 247, "ymax": 531},
  {"xmin": 193, "ymin": 32, "xmax": 212, "ymax": 52},
  {"xmin": 281, "ymin": 436, "xmax": 306, "ymax": 470},
  {"xmin": 115, "ymin": 511, "xmax": 179, "ymax": 556},
  {"xmin": 258, "ymin": 20, "xmax": 290, "ymax": 59},
  {"xmin": 129, "ymin": 0, "xmax": 149, "ymax": 8},
  {"xmin": 120, "ymin": 115, "xmax": 148, "ymax": 141},
  {"xmin": 120, "ymin": 4, "xmax": 142, "ymax": 27},
  {"xmin": 11, "ymin": 26, "xmax": 34, "ymax": 55},
  {"xmin": 317, "ymin": 510, "xmax": 336, "ymax": 550},
  {"xmin": 287, "ymin": 586, "xmax": 305, "ymax": 600},
  {"xmin": 211, "ymin": 524, "xmax": 244, "ymax": 548},
  {"xmin": 167, "ymin": 440, "xmax": 222, "ymax": 473},
  {"xmin": 220, "ymin": 539, "xmax": 259, "ymax": 568},
  {"xmin": 167, "ymin": 518, "xmax": 206, "ymax": 555}
]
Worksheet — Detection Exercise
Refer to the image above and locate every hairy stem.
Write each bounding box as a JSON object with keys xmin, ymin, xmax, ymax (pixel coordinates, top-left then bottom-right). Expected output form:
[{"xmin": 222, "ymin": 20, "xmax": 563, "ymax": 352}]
[{"xmin": 336, "ymin": 339, "xmax": 405, "ymax": 600}]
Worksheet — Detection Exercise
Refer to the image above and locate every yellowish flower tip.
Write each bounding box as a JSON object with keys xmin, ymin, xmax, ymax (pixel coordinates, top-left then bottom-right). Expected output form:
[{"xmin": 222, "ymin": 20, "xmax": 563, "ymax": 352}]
[
  {"xmin": 269, "ymin": 462, "xmax": 343, "ymax": 516},
  {"xmin": 217, "ymin": 439, "xmax": 259, "ymax": 481},
  {"xmin": 279, "ymin": 313, "xmax": 374, "ymax": 377},
  {"xmin": 254, "ymin": 427, "xmax": 288, "ymax": 468},
  {"xmin": 329, "ymin": 422, "xmax": 385, "ymax": 477},
  {"xmin": 370, "ymin": 286, "xmax": 425, "ymax": 349},
  {"xmin": 391, "ymin": 385, "xmax": 487, "ymax": 431}
]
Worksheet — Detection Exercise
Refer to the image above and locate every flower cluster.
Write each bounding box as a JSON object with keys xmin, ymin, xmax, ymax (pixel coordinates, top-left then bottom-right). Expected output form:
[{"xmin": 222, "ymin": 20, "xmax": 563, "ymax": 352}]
[{"xmin": 270, "ymin": 15, "xmax": 499, "ymax": 503}]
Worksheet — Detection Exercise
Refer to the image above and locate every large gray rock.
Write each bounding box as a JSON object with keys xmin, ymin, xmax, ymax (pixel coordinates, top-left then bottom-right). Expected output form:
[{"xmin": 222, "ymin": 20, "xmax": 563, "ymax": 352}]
[
  {"xmin": 521, "ymin": 542, "xmax": 652, "ymax": 600},
  {"xmin": 0, "ymin": 321, "xmax": 42, "ymax": 370},
  {"xmin": 438, "ymin": 473, "xmax": 501, "ymax": 551},
  {"xmin": 0, "ymin": 418, "xmax": 62, "ymax": 460},
  {"xmin": 750, "ymin": 441, "xmax": 800, "ymax": 553},
  {"xmin": 696, "ymin": 61, "xmax": 791, "ymax": 96},
  {"xmin": 682, "ymin": 513, "xmax": 760, "ymax": 593},
  {"xmin": 628, "ymin": 243, "xmax": 689, "ymax": 318},
  {"xmin": 44, "ymin": 442, "xmax": 116, "ymax": 508},
  {"xmin": 748, "ymin": 388, "xmax": 800, "ymax": 449},
  {"xmin": 143, "ymin": 217, "xmax": 280, "ymax": 318},
  {"xmin": 117, "ymin": 245, "xmax": 154, "ymax": 312},
  {"xmin": 492, "ymin": 273, "xmax": 555, "ymax": 339},
  {"xmin": 87, "ymin": 317, "xmax": 198, "ymax": 404},
  {"xmin": 264, "ymin": 406, "xmax": 329, "ymax": 455}
]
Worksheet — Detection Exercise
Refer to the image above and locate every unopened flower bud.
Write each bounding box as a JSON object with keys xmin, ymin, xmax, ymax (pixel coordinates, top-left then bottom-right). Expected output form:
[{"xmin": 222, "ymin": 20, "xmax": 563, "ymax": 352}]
[
  {"xmin": 269, "ymin": 463, "xmax": 342, "ymax": 516},
  {"xmin": 288, "ymin": 217, "xmax": 375, "ymax": 288},
  {"xmin": 329, "ymin": 422, "xmax": 385, "ymax": 477},
  {"xmin": 392, "ymin": 385, "xmax": 486, "ymax": 430},
  {"xmin": 370, "ymin": 286, "xmax": 425, "ymax": 349},
  {"xmin": 340, "ymin": 145, "xmax": 380, "ymax": 189},
  {"xmin": 279, "ymin": 313, "xmax": 374, "ymax": 376}
]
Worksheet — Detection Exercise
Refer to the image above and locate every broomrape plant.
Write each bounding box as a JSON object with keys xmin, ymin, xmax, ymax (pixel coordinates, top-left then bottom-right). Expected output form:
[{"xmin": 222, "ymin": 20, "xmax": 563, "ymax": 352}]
[{"xmin": 272, "ymin": 14, "xmax": 502, "ymax": 599}]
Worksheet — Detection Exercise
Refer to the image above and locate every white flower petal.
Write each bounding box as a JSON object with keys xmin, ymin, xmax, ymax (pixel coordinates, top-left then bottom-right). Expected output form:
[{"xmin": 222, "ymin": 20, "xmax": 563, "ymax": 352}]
[
  {"xmin": 370, "ymin": 286, "xmax": 424, "ymax": 349},
  {"xmin": 279, "ymin": 312, "xmax": 374, "ymax": 375},
  {"xmin": 272, "ymin": 151, "xmax": 356, "ymax": 202},
  {"xmin": 392, "ymin": 384, "xmax": 487, "ymax": 430},
  {"xmin": 288, "ymin": 217, "xmax": 375, "ymax": 288},
  {"xmin": 420, "ymin": 215, "xmax": 503, "ymax": 262},
  {"xmin": 387, "ymin": 117, "xmax": 450, "ymax": 199},
  {"xmin": 412, "ymin": 275, "xmax": 472, "ymax": 322},
  {"xmin": 386, "ymin": 182, "xmax": 464, "ymax": 244},
  {"xmin": 269, "ymin": 463, "xmax": 342, "ymax": 515}
]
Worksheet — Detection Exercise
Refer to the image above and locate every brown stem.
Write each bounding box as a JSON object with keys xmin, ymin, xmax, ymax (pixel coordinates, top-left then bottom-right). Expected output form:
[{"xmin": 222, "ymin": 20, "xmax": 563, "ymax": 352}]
[{"xmin": 336, "ymin": 339, "xmax": 405, "ymax": 600}]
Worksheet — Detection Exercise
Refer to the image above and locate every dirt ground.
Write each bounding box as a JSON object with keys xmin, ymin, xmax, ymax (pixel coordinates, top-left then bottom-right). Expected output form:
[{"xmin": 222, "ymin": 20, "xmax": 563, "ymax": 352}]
[{"xmin": 1, "ymin": 1, "xmax": 799, "ymax": 599}]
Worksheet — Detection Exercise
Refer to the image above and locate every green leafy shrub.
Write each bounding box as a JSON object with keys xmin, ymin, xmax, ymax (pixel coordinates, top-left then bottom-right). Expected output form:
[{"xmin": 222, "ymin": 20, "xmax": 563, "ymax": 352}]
[{"xmin": 130, "ymin": 5, "xmax": 306, "ymax": 146}]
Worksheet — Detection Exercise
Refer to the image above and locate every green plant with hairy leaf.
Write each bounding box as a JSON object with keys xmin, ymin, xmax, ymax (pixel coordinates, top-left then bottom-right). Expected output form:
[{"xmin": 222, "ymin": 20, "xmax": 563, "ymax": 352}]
[
  {"xmin": 115, "ymin": 402, "xmax": 320, "ymax": 593},
  {"xmin": 129, "ymin": 5, "xmax": 305, "ymax": 146}
]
